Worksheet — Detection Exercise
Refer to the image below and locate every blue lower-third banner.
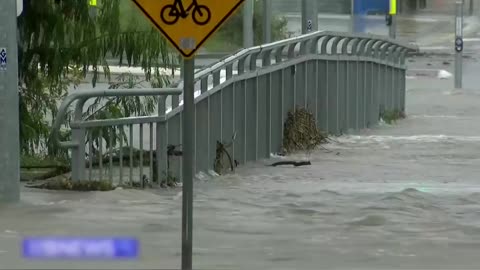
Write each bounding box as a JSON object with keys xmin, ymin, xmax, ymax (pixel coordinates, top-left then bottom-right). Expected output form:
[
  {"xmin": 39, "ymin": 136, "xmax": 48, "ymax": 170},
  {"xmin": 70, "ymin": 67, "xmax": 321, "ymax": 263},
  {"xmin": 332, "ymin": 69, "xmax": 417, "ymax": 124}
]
[{"xmin": 22, "ymin": 237, "xmax": 139, "ymax": 260}]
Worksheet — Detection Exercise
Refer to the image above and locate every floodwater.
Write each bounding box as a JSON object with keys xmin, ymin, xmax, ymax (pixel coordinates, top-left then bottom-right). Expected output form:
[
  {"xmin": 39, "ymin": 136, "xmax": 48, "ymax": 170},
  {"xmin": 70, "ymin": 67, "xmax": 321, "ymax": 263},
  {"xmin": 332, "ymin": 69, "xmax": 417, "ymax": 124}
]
[
  {"xmin": 6, "ymin": 11, "xmax": 480, "ymax": 268},
  {"xmin": 3, "ymin": 54, "xmax": 480, "ymax": 269}
]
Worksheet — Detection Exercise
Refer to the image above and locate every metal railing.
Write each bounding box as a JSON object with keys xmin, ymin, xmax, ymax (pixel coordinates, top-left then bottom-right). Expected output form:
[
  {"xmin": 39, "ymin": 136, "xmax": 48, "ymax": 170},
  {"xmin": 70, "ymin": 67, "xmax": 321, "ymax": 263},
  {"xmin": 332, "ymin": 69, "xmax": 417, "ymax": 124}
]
[
  {"xmin": 167, "ymin": 30, "xmax": 417, "ymax": 180},
  {"xmin": 51, "ymin": 88, "xmax": 182, "ymax": 185},
  {"xmin": 52, "ymin": 30, "xmax": 417, "ymax": 185}
]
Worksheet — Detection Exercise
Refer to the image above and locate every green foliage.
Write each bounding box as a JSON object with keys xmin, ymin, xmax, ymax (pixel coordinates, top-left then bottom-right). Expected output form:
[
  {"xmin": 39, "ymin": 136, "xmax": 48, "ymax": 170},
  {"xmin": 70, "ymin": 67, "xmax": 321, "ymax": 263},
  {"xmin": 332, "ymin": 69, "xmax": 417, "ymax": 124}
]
[
  {"xmin": 381, "ymin": 109, "xmax": 406, "ymax": 124},
  {"xmin": 208, "ymin": 0, "xmax": 289, "ymax": 51},
  {"xmin": 83, "ymin": 72, "xmax": 165, "ymax": 153},
  {"xmin": 18, "ymin": 0, "xmax": 177, "ymax": 156},
  {"xmin": 161, "ymin": 171, "xmax": 179, "ymax": 188},
  {"xmin": 28, "ymin": 179, "xmax": 115, "ymax": 192},
  {"xmin": 21, "ymin": 154, "xmax": 70, "ymax": 168}
]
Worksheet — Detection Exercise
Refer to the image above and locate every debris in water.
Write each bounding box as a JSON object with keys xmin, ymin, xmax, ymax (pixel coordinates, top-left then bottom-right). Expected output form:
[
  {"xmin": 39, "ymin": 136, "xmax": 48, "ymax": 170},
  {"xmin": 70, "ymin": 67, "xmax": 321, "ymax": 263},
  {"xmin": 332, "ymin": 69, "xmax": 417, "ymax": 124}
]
[
  {"xmin": 283, "ymin": 107, "xmax": 328, "ymax": 154},
  {"xmin": 437, "ymin": 70, "xmax": 453, "ymax": 79},
  {"xmin": 214, "ymin": 133, "xmax": 237, "ymax": 175},
  {"xmin": 270, "ymin": 161, "xmax": 312, "ymax": 167}
]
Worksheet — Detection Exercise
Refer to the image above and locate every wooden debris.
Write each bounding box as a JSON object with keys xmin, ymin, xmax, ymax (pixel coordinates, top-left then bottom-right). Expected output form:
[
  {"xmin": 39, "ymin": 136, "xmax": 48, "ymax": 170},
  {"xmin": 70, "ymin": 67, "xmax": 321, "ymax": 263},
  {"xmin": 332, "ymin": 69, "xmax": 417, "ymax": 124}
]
[{"xmin": 282, "ymin": 107, "xmax": 328, "ymax": 154}]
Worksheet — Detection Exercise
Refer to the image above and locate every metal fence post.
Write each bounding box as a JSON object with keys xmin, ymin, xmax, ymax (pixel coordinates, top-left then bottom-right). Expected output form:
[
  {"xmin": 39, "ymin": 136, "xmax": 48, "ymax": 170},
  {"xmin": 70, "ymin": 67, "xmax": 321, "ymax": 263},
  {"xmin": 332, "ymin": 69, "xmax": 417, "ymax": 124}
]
[
  {"xmin": 157, "ymin": 96, "xmax": 167, "ymax": 184},
  {"xmin": 71, "ymin": 101, "xmax": 86, "ymax": 181}
]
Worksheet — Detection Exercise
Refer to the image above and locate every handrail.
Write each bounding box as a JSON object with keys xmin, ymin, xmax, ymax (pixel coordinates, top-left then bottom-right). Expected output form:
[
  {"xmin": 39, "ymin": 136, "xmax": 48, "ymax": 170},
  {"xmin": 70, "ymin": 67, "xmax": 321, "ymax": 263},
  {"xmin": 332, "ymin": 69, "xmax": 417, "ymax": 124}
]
[
  {"xmin": 171, "ymin": 30, "xmax": 418, "ymax": 88},
  {"xmin": 50, "ymin": 88, "xmax": 182, "ymax": 148}
]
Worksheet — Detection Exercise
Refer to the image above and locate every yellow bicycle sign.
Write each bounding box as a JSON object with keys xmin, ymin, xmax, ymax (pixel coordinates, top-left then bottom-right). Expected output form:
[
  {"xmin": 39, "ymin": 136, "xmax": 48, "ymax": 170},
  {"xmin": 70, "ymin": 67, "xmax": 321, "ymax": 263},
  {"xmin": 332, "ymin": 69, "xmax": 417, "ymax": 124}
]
[{"xmin": 161, "ymin": 0, "xmax": 211, "ymax": 25}]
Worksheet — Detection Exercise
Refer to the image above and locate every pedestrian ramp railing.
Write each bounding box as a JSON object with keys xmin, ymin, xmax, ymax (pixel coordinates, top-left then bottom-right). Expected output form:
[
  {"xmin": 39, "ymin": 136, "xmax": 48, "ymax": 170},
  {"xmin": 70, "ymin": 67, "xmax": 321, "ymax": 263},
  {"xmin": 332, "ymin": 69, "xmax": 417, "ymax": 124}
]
[{"xmin": 51, "ymin": 30, "xmax": 417, "ymax": 186}]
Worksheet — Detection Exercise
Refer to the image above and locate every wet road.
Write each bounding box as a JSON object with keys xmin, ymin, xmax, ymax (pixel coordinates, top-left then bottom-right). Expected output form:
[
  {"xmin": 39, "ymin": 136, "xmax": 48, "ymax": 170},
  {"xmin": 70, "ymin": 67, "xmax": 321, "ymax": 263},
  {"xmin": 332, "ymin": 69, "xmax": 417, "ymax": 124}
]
[{"xmin": 3, "ymin": 54, "xmax": 480, "ymax": 269}]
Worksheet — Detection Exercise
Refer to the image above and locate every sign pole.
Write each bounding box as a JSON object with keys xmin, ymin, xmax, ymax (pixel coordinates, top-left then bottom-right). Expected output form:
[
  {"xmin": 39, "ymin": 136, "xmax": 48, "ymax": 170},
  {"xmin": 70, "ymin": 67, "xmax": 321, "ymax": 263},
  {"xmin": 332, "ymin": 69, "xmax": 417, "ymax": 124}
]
[
  {"xmin": 389, "ymin": 0, "xmax": 397, "ymax": 39},
  {"xmin": 455, "ymin": 1, "xmax": 464, "ymax": 89},
  {"xmin": 130, "ymin": 1, "xmax": 246, "ymax": 268},
  {"xmin": 243, "ymin": 0, "xmax": 254, "ymax": 47},
  {"xmin": 351, "ymin": 0, "xmax": 356, "ymax": 33},
  {"xmin": 263, "ymin": 0, "xmax": 272, "ymax": 44},
  {"xmin": 301, "ymin": 0, "xmax": 318, "ymax": 34},
  {"xmin": 0, "ymin": 0, "xmax": 20, "ymax": 203},
  {"xmin": 181, "ymin": 57, "xmax": 195, "ymax": 270}
]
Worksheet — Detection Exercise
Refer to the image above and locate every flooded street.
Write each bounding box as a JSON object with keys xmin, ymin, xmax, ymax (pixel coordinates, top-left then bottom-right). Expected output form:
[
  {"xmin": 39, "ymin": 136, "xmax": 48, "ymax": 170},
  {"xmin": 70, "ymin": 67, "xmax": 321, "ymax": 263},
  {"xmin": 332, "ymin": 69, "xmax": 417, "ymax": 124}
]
[{"xmin": 3, "ymin": 52, "xmax": 480, "ymax": 269}]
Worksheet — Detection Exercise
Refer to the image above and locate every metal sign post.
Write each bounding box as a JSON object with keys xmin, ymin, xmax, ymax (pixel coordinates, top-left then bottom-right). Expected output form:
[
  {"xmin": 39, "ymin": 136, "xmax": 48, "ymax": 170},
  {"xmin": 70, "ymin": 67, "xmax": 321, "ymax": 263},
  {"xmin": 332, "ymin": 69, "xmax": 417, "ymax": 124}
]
[
  {"xmin": 181, "ymin": 57, "xmax": 194, "ymax": 270},
  {"xmin": 131, "ymin": 1, "xmax": 245, "ymax": 269},
  {"xmin": 243, "ymin": 0, "xmax": 254, "ymax": 47},
  {"xmin": 0, "ymin": 0, "xmax": 20, "ymax": 203},
  {"xmin": 389, "ymin": 0, "xmax": 397, "ymax": 39},
  {"xmin": 350, "ymin": 0, "xmax": 355, "ymax": 33},
  {"xmin": 263, "ymin": 0, "xmax": 272, "ymax": 44},
  {"xmin": 455, "ymin": 1, "xmax": 464, "ymax": 89},
  {"xmin": 301, "ymin": 0, "xmax": 318, "ymax": 34}
]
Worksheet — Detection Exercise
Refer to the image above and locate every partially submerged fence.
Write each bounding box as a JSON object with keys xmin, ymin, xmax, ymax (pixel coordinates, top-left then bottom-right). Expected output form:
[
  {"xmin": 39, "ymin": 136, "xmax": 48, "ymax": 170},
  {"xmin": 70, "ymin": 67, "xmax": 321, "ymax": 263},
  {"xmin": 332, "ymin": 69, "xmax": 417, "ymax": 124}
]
[{"xmin": 52, "ymin": 30, "xmax": 417, "ymax": 186}]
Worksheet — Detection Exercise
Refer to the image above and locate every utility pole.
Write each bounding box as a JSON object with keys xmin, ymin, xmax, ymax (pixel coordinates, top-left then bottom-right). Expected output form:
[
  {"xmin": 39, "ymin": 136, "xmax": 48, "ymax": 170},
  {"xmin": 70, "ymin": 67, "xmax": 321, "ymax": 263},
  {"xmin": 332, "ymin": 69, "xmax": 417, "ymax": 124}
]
[
  {"xmin": 389, "ymin": 0, "xmax": 398, "ymax": 39},
  {"xmin": 243, "ymin": 0, "xmax": 254, "ymax": 47},
  {"xmin": 0, "ymin": 0, "xmax": 20, "ymax": 203},
  {"xmin": 263, "ymin": 0, "xmax": 272, "ymax": 44},
  {"xmin": 301, "ymin": 0, "xmax": 318, "ymax": 34},
  {"xmin": 455, "ymin": 1, "xmax": 464, "ymax": 89},
  {"xmin": 351, "ymin": 0, "xmax": 356, "ymax": 33}
]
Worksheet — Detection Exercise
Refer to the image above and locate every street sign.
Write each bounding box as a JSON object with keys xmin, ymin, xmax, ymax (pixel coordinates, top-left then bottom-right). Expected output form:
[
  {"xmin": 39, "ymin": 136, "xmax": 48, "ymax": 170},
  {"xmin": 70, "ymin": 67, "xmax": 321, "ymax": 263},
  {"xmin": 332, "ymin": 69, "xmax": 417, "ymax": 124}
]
[
  {"xmin": 389, "ymin": 0, "xmax": 397, "ymax": 15},
  {"xmin": 455, "ymin": 37, "xmax": 463, "ymax": 52},
  {"xmin": 455, "ymin": 37, "xmax": 463, "ymax": 46},
  {"xmin": 131, "ymin": 0, "xmax": 245, "ymax": 58},
  {"xmin": 306, "ymin": 20, "xmax": 312, "ymax": 32},
  {"xmin": 0, "ymin": 48, "xmax": 7, "ymax": 71}
]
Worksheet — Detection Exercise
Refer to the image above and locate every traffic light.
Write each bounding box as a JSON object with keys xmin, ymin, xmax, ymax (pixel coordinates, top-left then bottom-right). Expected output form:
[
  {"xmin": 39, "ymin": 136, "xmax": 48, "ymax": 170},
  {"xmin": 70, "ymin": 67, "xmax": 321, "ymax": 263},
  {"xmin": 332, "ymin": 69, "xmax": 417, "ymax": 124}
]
[{"xmin": 455, "ymin": 37, "xmax": 463, "ymax": 52}]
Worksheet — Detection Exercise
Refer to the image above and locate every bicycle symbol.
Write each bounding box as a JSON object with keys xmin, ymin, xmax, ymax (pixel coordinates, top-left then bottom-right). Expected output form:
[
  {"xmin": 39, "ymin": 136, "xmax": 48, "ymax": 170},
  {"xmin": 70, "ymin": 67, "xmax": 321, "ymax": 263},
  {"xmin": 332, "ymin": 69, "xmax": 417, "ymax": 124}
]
[{"xmin": 161, "ymin": 0, "xmax": 211, "ymax": 26}]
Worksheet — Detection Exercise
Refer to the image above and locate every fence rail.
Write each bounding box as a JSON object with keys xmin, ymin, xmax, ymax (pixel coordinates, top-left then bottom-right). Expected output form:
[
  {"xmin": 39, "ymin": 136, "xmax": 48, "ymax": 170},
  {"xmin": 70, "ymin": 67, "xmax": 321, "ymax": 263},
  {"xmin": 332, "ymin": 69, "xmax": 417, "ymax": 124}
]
[
  {"xmin": 167, "ymin": 30, "xmax": 417, "ymax": 180},
  {"xmin": 52, "ymin": 30, "xmax": 417, "ymax": 185},
  {"xmin": 51, "ymin": 88, "xmax": 182, "ymax": 185}
]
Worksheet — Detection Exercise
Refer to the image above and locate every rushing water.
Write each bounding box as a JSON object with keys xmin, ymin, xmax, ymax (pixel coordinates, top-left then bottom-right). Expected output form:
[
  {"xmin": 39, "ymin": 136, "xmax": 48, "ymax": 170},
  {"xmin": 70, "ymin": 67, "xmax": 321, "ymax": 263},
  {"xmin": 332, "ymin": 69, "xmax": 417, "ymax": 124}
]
[{"xmin": 4, "ymin": 64, "xmax": 480, "ymax": 270}]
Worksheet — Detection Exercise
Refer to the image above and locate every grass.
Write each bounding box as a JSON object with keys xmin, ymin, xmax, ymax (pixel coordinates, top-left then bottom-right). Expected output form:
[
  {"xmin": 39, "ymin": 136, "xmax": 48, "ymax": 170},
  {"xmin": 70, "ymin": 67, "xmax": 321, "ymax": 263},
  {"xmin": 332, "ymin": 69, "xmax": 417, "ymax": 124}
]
[
  {"xmin": 27, "ymin": 179, "xmax": 115, "ymax": 192},
  {"xmin": 21, "ymin": 154, "xmax": 69, "ymax": 168},
  {"xmin": 21, "ymin": 154, "xmax": 70, "ymax": 182}
]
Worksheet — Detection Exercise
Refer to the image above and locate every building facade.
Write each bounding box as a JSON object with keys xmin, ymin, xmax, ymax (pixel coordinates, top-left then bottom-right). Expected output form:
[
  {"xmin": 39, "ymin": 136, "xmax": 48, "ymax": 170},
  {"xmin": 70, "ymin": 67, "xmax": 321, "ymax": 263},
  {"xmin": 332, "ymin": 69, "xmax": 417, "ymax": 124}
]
[{"xmin": 271, "ymin": 0, "xmax": 478, "ymax": 16}]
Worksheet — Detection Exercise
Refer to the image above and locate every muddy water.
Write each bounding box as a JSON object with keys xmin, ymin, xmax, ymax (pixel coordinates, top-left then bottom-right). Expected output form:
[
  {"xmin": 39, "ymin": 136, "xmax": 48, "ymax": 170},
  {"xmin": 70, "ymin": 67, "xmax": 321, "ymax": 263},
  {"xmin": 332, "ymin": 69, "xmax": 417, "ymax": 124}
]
[{"xmin": 3, "ymin": 72, "xmax": 480, "ymax": 270}]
